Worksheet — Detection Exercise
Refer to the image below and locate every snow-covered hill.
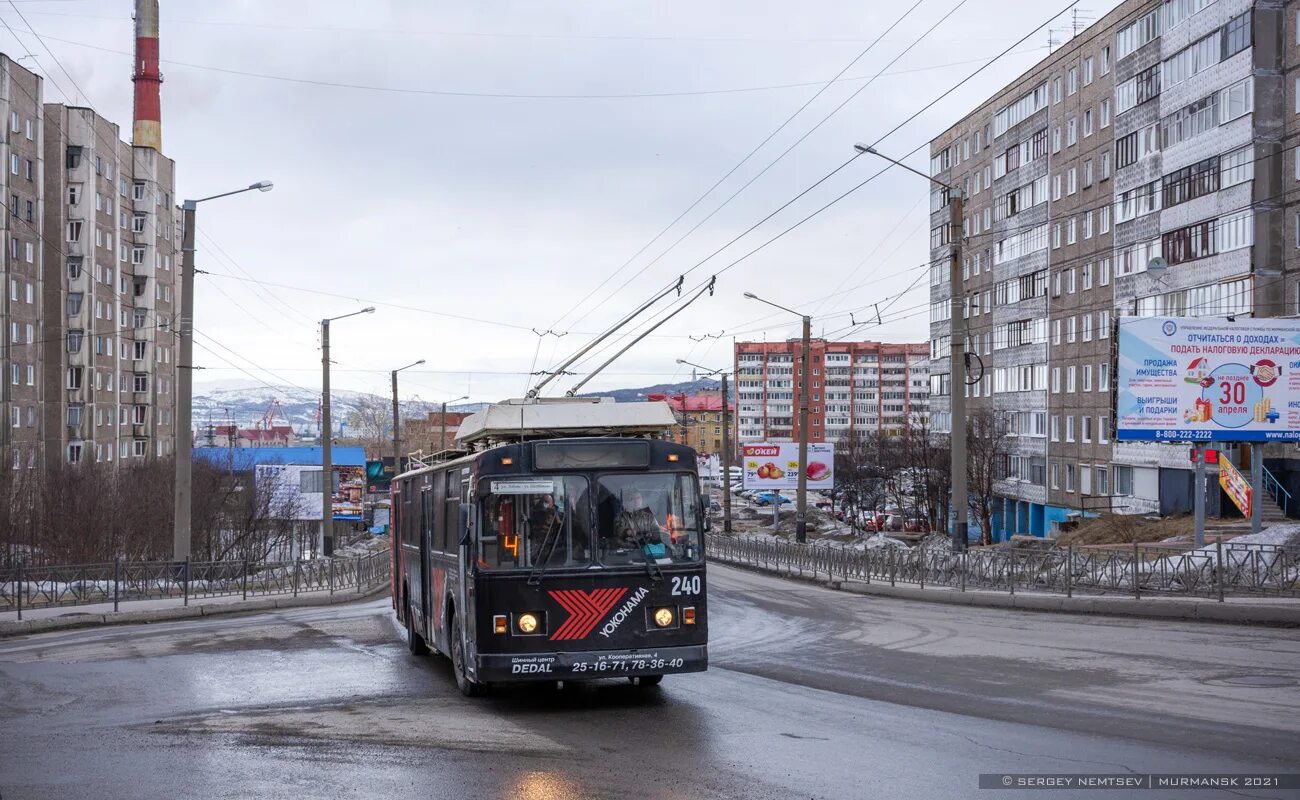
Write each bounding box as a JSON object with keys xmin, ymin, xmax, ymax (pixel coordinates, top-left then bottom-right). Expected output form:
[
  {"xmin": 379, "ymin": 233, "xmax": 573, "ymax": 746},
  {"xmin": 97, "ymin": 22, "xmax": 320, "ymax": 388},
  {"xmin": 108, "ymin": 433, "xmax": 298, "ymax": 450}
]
[{"xmin": 190, "ymin": 378, "xmax": 723, "ymax": 434}]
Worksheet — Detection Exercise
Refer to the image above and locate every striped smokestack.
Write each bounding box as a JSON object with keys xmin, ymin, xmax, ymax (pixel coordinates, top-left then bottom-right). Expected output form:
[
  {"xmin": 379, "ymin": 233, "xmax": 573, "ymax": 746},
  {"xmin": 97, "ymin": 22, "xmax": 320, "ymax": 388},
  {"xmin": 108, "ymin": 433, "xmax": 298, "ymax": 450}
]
[{"xmin": 132, "ymin": 0, "xmax": 162, "ymax": 150}]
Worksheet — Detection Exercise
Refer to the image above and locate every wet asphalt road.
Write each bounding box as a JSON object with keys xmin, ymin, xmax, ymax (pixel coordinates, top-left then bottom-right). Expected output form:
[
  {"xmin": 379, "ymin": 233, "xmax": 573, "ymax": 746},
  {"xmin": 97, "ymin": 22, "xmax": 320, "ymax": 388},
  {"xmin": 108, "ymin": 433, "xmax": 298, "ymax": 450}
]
[{"xmin": 1, "ymin": 564, "xmax": 1298, "ymax": 800}]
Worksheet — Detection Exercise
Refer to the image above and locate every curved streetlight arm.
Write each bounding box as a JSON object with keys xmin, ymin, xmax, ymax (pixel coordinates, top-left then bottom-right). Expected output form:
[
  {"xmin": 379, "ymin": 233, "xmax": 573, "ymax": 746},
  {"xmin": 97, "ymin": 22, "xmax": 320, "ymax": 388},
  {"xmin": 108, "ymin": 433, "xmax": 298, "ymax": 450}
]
[
  {"xmin": 676, "ymin": 358, "xmax": 731, "ymax": 376},
  {"xmin": 743, "ymin": 292, "xmax": 805, "ymax": 320},
  {"xmin": 854, "ymin": 143, "xmax": 956, "ymax": 192},
  {"xmin": 184, "ymin": 180, "xmax": 274, "ymax": 210},
  {"xmin": 393, "ymin": 359, "xmax": 426, "ymax": 374},
  {"xmin": 324, "ymin": 307, "xmax": 376, "ymax": 324}
]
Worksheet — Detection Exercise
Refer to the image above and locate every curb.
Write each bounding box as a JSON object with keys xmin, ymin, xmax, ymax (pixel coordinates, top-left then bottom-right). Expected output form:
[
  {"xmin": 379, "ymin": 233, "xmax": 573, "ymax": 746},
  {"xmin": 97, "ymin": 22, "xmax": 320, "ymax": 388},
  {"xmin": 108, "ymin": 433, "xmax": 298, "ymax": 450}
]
[
  {"xmin": 0, "ymin": 584, "xmax": 392, "ymax": 639},
  {"xmin": 714, "ymin": 559, "xmax": 1300, "ymax": 626}
]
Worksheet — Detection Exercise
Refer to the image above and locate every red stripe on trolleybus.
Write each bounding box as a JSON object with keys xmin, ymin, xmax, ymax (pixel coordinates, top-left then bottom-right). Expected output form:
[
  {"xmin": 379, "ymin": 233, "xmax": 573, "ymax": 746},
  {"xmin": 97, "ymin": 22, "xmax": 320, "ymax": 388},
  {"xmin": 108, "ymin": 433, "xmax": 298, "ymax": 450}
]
[{"xmin": 548, "ymin": 588, "xmax": 628, "ymax": 641}]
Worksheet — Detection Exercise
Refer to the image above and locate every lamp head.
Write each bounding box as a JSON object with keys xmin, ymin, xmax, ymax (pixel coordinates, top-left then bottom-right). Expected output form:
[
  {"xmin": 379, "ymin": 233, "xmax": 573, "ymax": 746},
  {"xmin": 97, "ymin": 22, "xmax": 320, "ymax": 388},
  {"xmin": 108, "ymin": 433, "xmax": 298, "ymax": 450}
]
[
  {"xmin": 416, "ymin": 359, "xmax": 426, "ymax": 366},
  {"xmin": 743, "ymin": 292, "xmax": 758, "ymax": 300},
  {"xmin": 361, "ymin": 307, "xmax": 376, "ymax": 314},
  {"xmin": 251, "ymin": 180, "xmax": 274, "ymax": 192},
  {"xmin": 853, "ymin": 143, "xmax": 875, "ymax": 155},
  {"xmin": 675, "ymin": 359, "xmax": 687, "ymax": 364}
]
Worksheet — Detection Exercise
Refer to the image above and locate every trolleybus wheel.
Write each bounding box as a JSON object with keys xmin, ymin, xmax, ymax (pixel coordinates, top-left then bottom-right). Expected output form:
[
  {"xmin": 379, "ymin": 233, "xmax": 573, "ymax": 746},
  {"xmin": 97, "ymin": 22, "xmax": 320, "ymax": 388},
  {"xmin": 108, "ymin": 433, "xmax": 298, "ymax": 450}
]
[
  {"xmin": 630, "ymin": 675, "xmax": 663, "ymax": 687},
  {"xmin": 451, "ymin": 616, "xmax": 486, "ymax": 697},
  {"xmin": 406, "ymin": 602, "xmax": 428, "ymax": 656}
]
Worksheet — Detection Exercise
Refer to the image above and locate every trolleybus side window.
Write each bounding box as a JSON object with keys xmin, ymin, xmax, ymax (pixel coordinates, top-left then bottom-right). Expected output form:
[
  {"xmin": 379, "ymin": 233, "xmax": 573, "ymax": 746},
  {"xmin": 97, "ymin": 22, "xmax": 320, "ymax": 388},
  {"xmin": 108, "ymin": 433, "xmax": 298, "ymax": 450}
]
[
  {"xmin": 440, "ymin": 471, "xmax": 457, "ymax": 552},
  {"xmin": 402, "ymin": 488, "xmax": 415, "ymax": 546},
  {"xmin": 478, "ymin": 476, "xmax": 590, "ymax": 570},
  {"xmin": 596, "ymin": 473, "xmax": 702, "ymax": 566},
  {"xmin": 420, "ymin": 486, "xmax": 433, "ymax": 548}
]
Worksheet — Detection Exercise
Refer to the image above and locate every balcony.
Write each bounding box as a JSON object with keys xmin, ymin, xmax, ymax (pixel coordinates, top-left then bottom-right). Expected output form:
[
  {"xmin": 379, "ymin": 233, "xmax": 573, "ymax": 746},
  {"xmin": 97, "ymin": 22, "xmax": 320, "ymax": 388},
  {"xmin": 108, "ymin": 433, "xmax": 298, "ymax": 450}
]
[{"xmin": 132, "ymin": 424, "xmax": 149, "ymax": 437}]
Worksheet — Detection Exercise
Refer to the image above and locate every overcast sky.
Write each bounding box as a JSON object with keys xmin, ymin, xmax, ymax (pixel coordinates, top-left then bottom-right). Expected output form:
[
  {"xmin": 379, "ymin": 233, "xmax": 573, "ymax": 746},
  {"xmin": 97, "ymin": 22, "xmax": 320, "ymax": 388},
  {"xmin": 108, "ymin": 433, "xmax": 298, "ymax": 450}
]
[{"xmin": 8, "ymin": 0, "xmax": 1119, "ymax": 407}]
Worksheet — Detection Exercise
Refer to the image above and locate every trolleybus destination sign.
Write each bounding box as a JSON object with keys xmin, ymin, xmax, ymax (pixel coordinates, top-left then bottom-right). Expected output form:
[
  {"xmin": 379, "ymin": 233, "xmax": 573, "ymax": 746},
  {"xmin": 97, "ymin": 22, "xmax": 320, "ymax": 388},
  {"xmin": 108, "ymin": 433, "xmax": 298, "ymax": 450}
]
[{"xmin": 1117, "ymin": 316, "xmax": 1300, "ymax": 442}]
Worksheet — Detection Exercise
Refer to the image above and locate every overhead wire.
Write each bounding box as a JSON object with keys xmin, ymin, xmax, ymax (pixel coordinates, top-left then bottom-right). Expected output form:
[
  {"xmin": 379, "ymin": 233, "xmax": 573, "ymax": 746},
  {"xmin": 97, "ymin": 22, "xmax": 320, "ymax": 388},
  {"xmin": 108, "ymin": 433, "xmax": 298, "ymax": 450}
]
[{"xmin": 550, "ymin": 0, "xmax": 933, "ymax": 330}]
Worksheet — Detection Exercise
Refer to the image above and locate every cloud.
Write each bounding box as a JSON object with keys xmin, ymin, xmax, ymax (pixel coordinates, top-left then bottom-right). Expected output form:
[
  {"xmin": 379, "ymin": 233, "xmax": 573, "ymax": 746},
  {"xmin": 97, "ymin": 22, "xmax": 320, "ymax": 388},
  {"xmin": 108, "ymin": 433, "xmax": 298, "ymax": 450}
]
[{"xmin": 11, "ymin": 0, "xmax": 1115, "ymax": 402}]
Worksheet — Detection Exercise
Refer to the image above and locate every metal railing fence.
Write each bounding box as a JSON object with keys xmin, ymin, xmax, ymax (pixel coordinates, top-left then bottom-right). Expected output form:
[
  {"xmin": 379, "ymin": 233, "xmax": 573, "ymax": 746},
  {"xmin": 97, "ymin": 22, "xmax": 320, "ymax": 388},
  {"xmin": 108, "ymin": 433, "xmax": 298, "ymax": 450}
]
[
  {"xmin": 1, "ymin": 550, "xmax": 390, "ymax": 619},
  {"xmin": 706, "ymin": 534, "xmax": 1300, "ymax": 600}
]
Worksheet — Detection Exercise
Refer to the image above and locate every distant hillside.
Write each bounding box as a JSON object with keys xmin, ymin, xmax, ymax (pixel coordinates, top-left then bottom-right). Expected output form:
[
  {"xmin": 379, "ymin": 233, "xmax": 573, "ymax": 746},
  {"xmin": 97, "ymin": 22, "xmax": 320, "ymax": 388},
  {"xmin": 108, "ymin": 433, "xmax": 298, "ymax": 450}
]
[
  {"xmin": 580, "ymin": 378, "xmax": 726, "ymax": 403},
  {"xmin": 190, "ymin": 379, "xmax": 726, "ymax": 435}
]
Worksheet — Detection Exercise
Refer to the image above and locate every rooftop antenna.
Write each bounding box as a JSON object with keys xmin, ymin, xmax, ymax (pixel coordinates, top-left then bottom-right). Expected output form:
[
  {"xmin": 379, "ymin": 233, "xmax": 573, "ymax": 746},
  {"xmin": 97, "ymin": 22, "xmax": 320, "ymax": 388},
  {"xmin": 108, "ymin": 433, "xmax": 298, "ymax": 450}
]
[{"xmin": 1071, "ymin": 8, "xmax": 1095, "ymax": 38}]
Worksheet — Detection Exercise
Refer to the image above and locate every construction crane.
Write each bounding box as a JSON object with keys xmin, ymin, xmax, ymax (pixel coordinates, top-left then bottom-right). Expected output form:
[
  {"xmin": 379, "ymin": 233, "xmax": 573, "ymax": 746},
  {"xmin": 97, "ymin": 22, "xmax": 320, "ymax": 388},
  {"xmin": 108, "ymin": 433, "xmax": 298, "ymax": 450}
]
[{"xmin": 259, "ymin": 398, "xmax": 289, "ymax": 430}]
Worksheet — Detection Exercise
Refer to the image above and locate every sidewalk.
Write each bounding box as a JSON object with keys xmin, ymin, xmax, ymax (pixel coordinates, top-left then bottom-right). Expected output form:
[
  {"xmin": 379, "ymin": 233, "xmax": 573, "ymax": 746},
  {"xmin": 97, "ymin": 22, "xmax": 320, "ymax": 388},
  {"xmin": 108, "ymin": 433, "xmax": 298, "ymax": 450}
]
[
  {"xmin": 0, "ymin": 584, "xmax": 391, "ymax": 638},
  {"xmin": 716, "ymin": 559, "xmax": 1300, "ymax": 626}
]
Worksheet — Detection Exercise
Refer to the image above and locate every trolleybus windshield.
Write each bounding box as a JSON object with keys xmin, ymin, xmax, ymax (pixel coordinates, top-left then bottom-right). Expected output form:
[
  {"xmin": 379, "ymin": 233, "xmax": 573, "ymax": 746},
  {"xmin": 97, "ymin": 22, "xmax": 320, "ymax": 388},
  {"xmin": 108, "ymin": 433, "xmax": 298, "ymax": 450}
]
[
  {"xmin": 479, "ymin": 476, "xmax": 591, "ymax": 571},
  {"xmin": 595, "ymin": 473, "xmax": 701, "ymax": 566}
]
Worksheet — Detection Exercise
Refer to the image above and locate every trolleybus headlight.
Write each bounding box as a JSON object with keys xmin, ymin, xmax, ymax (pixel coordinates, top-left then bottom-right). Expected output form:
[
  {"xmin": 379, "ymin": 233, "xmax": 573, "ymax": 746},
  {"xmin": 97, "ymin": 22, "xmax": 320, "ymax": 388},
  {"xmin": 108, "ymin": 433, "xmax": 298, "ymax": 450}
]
[
  {"xmin": 683, "ymin": 607, "xmax": 696, "ymax": 625},
  {"xmin": 517, "ymin": 613, "xmax": 539, "ymax": 634},
  {"xmin": 493, "ymin": 615, "xmax": 508, "ymax": 634},
  {"xmin": 654, "ymin": 607, "xmax": 675, "ymax": 628}
]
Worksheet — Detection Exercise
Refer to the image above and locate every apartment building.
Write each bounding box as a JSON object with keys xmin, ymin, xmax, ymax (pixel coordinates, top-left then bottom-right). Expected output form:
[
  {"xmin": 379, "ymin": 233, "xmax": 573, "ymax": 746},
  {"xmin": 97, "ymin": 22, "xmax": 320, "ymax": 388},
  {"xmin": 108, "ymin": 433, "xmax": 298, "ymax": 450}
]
[
  {"xmin": 1, "ymin": 55, "xmax": 46, "ymax": 472},
  {"xmin": 733, "ymin": 339, "xmax": 928, "ymax": 447},
  {"xmin": 40, "ymin": 104, "xmax": 179, "ymax": 468},
  {"xmin": 648, "ymin": 390, "xmax": 733, "ymax": 457},
  {"xmin": 928, "ymin": 0, "xmax": 1289, "ymax": 538}
]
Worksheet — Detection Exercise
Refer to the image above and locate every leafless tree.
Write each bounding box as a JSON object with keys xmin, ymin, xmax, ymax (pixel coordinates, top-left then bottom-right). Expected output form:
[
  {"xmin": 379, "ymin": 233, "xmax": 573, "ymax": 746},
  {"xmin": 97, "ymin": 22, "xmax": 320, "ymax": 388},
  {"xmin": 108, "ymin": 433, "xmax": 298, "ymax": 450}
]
[
  {"xmin": 967, "ymin": 409, "xmax": 1011, "ymax": 546},
  {"xmin": 895, "ymin": 417, "xmax": 951, "ymax": 535},
  {"xmin": 834, "ymin": 432, "xmax": 887, "ymax": 532}
]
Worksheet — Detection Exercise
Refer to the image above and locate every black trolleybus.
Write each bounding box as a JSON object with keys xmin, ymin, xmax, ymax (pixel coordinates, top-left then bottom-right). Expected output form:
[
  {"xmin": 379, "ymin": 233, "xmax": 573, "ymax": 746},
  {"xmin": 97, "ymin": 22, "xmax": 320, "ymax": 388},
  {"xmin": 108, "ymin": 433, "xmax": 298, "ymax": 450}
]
[{"xmin": 390, "ymin": 399, "xmax": 708, "ymax": 695}]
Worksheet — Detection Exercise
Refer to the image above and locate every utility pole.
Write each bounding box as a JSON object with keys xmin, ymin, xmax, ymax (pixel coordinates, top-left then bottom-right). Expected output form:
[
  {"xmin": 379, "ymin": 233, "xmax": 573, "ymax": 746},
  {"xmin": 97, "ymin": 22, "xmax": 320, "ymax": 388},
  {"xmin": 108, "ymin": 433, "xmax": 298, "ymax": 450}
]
[
  {"xmin": 949, "ymin": 189, "xmax": 968, "ymax": 551},
  {"xmin": 321, "ymin": 317, "xmax": 333, "ymax": 557},
  {"xmin": 854, "ymin": 143, "xmax": 966, "ymax": 550},
  {"xmin": 318, "ymin": 306, "xmax": 376, "ymax": 556},
  {"xmin": 391, "ymin": 370, "xmax": 399, "ymax": 462},
  {"xmin": 390, "ymin": 359, "xmax": 425, "ymax": 464},
  {"xmin": 173, "ymin": 202, "xmax": 197, "ymax": 561},
  {"xmin": 796, "ymin": 314, "xmax": 811, "ymax": 543},
  {"xmin": 720, "ymin": 371, "xmax": 732, "ymax": 534},
  {"xmin": 1193, "ymin": 444, "xmax": 1206, "ymax": 548},
  {"xmin": 439, "ymin": 394, "xmax": 468, "ymax": 454},
  {"xmin": 170, "ymin": 181, "xmax": 272, "ymax": 562},
  {"xmin": 678, "ymin": 359, "xmax": 734, "ymax": 534}
]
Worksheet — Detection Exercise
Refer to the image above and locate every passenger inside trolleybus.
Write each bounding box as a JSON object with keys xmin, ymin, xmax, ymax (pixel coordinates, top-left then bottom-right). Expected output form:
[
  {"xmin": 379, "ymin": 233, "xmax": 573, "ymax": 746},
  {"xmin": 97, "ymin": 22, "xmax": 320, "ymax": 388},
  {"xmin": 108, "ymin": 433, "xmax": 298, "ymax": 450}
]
[{"xmin": 478, "ymin": 477, "xmax": 590, "ymax": 570}]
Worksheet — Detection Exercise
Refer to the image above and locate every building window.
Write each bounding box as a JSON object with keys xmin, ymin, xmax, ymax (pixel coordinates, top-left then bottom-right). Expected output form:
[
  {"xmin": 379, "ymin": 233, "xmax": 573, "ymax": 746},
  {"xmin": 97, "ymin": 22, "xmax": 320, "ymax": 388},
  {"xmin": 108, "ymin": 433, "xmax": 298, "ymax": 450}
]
[{"xmin": 67, "ymin": 444, "xmax": 83, "ymax": 464}]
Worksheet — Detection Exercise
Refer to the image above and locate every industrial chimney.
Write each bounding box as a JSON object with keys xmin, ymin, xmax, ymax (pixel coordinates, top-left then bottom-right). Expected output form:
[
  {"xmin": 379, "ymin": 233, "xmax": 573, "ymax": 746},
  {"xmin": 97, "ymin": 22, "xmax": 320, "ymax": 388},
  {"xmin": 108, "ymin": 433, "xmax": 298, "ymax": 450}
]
[{"xmin": 132, "ymin": 0, "xmax": 162, "ymax": 151}]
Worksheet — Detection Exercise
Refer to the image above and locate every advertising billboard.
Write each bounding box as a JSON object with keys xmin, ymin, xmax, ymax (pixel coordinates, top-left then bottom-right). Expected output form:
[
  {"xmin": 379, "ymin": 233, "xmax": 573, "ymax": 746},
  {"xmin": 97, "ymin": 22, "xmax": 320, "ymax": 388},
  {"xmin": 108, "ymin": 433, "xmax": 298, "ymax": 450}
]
[
  {"xmin": 1117, "ymin": 316, "xmax": 1300, "ymax": 442},
  {"xmin": 741, "ymin": 443, "xmax": 834, "ymax": 490}
]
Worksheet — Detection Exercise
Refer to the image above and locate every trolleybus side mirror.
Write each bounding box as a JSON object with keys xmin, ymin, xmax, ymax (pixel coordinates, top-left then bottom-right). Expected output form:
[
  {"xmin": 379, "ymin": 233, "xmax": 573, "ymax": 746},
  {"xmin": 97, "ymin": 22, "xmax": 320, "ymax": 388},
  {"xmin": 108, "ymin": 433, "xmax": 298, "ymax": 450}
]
[{"xmin": 458, "ymin": 503, "xmax": 473, "ymax": 546}]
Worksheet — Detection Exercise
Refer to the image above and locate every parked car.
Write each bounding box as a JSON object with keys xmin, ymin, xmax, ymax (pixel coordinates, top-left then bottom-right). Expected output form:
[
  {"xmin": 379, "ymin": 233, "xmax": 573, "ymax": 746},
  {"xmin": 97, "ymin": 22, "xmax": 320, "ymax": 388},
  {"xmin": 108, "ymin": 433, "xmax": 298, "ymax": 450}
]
[{"xmin": 754, "ymin": 492, "xmax": 793, "ymax": 506}]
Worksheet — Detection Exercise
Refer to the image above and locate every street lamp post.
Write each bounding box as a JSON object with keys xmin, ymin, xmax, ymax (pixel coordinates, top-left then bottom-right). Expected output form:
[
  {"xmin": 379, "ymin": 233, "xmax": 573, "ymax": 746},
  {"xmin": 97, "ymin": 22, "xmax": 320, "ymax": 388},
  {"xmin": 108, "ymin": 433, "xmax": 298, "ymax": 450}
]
[
  {"xmin": 320, "ymin": 307, "xmax": 375, "ymax": 557},
  {"xmin": 678, "ymin": 359, "xmax": 734, "ymax": 534},
  {"xmin": 856, "ymin": 142, "xmax": 967, "ymax": 550},
  {"xmin": 742, "ymin": 293, "xmax": 811, "ymax": 544},
  {"xmin": 390, "ymin": 359, "xmax": 425, "ymax": 463},
  {"xmin": 439, "ymin": 395, "xmax": 469, "ymax": 454},
  {"xmin": 173, "ymin": 180, "xmax": 273, "ymax": 561}
]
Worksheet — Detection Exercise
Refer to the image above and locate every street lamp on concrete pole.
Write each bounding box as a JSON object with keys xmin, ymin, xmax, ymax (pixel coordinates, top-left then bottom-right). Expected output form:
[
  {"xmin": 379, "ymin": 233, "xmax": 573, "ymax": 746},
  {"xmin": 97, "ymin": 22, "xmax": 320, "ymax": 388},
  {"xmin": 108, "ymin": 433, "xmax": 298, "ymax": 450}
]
[
  {"xmin": 439, "ymin": 396, "xmax": 469, "ymax": 454},
  {"xmin": 173, "ymin": 180, "xmax": 273, "ymax": 561},
  {"xmin": 742, "ymin": 292, "xmax": 812, "ymax": 544},
  {"xmin": 390, "ymin": 359, "xmax": 425, "ymax": 462},
  {"xmin": 677, "ymin": 359, "xmax": 734, "ymax": 534},
  {"xmin": 320, "ymin": 306, "xmax": 375, "ymax": 557},
  {"xmin": 855, "ymin": 141, "xmax": 967, "ymax": 550}
]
